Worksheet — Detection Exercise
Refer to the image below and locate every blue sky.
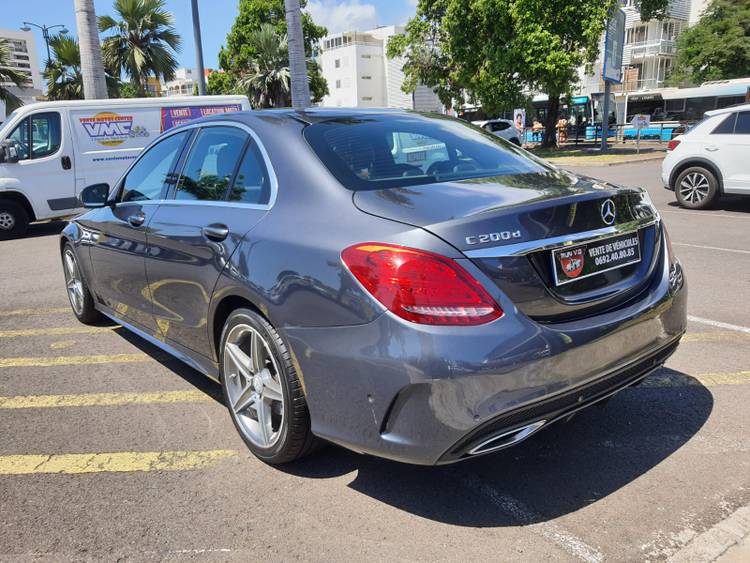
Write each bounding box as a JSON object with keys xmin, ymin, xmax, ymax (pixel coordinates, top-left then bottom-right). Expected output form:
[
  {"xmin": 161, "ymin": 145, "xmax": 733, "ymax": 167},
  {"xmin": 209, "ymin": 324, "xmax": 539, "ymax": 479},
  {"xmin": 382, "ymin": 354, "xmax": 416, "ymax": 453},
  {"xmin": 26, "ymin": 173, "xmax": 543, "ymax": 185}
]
[{"xmin": 1, "ymin": 1, "xmax": 416, "ymax": 72}]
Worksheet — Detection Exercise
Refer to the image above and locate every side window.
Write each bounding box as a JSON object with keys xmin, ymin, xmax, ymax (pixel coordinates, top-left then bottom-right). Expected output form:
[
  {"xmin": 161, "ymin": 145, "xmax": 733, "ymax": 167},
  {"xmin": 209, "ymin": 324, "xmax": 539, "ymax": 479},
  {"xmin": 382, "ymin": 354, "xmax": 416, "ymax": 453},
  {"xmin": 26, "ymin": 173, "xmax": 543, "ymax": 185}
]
[
  {"xmin": 8, "ymin": 118, "xmax": 29, "ymax": 160},
  {"xmin": 712, "ymin": 113, "xmax": 736, "ymax": 135},
  {"xmin": 120, "ymin": 131, "xmax": 188, "ymax": 203},
  {"xmin": 31, "ymin": 112, "xmax": 62, "ymax": 158},
  {"xmin": 229, "ymin": 143, "xmax": 271, "ymax": 205},
  {"xmin": 734, "ymin": 112, "xmax": 750, "ymax": 135},
  {"xmin": 175, "ymin": 127, "xmax": 247, "ymax": 201}
]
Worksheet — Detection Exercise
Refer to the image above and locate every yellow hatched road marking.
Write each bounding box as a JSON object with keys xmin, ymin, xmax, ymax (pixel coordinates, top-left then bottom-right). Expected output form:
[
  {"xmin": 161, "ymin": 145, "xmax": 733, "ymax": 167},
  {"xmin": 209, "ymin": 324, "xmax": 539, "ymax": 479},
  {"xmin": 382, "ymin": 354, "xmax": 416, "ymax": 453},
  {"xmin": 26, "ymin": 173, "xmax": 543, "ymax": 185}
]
[
  {"xmin": 0, "ymin": 390, "xmax": 213, "ymax": 409},
  {"xmin": 0, "ymin": 353, "xmax": 149, "ymax": 368},
  {"xmin": 0, "ymin": 307, "xmax": 70, "ymax": 317},
  {"xmin": 0, "ymin": 450, "xmax": 236, "ymax": 475},
  {"xmin": 0, "ymin": 326, "xmax": 114, "ymax": 338}
]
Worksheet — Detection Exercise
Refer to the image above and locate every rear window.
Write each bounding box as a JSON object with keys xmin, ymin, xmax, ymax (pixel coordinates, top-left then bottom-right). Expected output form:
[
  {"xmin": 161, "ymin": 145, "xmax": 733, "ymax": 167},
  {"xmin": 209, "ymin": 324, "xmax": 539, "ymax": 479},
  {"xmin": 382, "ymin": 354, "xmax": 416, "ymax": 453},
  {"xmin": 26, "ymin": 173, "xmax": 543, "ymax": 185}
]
[{"xmin": 303, "ymin": 114, "xmax": 547, "ymax": 191}]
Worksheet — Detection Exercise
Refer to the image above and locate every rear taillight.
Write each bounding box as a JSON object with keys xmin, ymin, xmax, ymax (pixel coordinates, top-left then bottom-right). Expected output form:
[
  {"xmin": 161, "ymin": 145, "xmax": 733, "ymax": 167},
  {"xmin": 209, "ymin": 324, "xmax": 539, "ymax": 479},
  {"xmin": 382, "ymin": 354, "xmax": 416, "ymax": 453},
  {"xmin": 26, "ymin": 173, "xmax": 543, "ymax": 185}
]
[
  {"xmin": 341, "ymin": 243, "xmax": 503, "ymax": 326},
  {"xmin": 667, "ymin": 139, "xmax": 681, "ymax": 151}
]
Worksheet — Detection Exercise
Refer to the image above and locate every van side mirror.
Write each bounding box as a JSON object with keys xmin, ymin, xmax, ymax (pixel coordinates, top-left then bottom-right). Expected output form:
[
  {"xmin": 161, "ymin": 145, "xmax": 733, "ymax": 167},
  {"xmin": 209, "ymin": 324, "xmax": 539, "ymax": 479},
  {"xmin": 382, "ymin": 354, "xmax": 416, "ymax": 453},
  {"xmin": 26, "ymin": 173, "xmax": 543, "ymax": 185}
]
[
  {"xmin": 0, "ymin": 140, "xmax": 19, "ymax": 164},
  {"xmin": 79, "ymin": 183, "xmax": 110, "ymax": 208}
]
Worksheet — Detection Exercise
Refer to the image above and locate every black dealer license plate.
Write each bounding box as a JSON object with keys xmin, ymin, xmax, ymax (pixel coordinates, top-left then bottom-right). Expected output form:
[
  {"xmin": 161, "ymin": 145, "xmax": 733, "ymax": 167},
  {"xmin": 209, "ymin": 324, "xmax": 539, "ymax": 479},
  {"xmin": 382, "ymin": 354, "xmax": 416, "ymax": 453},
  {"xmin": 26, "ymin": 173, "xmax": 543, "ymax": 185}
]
[{"xmin": 552, "ymin": 232, "xmax": 641, "ymax": 286}]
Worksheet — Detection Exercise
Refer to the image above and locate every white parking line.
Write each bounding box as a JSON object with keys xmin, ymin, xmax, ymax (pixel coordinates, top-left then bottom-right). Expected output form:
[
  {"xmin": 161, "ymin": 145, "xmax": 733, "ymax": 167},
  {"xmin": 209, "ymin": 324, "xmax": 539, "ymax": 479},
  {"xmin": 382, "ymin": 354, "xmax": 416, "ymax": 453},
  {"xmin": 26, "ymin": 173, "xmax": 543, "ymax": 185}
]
[
  {"xmin": 688, "ymin": 316, "xmax": 750, "ymax": 335},
  {"xmin": 673, "ymin": 243, "xmax": 750, "ymax": 255},
  {"xmin": 462, "ymin": 474, "xmax": 603, "ymax": 562}
]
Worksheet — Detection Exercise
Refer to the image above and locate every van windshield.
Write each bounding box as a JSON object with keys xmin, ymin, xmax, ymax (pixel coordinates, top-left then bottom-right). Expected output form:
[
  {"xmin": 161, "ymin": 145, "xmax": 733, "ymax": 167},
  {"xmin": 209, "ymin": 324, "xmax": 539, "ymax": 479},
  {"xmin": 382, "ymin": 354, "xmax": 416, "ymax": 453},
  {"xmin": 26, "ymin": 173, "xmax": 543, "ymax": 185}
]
[
  {"xmin": 303, "ymin": 114, "xmax": 548, "ymax": 191},
  {"xmin": 0, "ymin": 109, "xmax": 21, "ymax": 138}
]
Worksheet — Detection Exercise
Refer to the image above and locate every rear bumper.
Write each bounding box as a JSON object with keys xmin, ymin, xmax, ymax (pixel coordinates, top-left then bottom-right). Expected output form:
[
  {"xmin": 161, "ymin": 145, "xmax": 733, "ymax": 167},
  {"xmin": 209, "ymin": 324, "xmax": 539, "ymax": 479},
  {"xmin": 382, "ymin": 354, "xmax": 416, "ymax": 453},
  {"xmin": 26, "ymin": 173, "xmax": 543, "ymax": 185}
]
[{"xmin": 284, "ymin": 238, "xmax": 687, "ymax": 465}]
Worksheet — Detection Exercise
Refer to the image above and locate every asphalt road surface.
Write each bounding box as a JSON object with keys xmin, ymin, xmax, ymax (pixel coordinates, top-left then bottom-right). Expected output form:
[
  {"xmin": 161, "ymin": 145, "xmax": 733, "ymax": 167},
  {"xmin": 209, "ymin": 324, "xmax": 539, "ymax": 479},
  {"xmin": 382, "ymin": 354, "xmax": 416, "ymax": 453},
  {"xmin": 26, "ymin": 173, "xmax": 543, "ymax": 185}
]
[{"xmin": 0, "ymin": 160, "xmax": 748, "ymax": 562}]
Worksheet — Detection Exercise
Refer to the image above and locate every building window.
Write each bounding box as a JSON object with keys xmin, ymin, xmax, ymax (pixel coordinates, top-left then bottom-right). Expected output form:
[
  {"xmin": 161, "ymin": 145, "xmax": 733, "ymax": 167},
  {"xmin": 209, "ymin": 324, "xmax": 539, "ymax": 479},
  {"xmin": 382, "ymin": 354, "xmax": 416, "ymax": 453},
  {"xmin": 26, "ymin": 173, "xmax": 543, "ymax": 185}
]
[
  {"xmin": 361, "ymin": 54, "xmax": 372, "ymax": 59},
  {"xmin": 335, "ymin": 59, "xmax": 340, "ymax": 69},
  {"xmin": 335, "ymin": 80, "xmax": 341, "ymax": 89},
  {"xmin": 15, "ymin": 54, "xmax": 29, "ymax": 61},
  {"xmin": 361, "ymin": 76, "xmax": 372, "ymax": 80},
  {"xmin": 361, "ymin": 96, "xmax": 373, "ymax": 101},
  {"xmin": 15, "ymin": 62, "xmax": 30, "ymax": 69}
]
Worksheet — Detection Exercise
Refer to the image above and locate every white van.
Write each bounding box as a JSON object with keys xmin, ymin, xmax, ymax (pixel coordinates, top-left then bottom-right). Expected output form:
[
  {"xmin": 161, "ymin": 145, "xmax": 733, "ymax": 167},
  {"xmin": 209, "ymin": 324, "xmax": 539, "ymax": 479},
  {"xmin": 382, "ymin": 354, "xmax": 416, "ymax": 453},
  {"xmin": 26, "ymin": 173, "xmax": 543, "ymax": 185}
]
[{"xmin": 0, "ymin": 95, "xmax": 250, "ymax": 237}]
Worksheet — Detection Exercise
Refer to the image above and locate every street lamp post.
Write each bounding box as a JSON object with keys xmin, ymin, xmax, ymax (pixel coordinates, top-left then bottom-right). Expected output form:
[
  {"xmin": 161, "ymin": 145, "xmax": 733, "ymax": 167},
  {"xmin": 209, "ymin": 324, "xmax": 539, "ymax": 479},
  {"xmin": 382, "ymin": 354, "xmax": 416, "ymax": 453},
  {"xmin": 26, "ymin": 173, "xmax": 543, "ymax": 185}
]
[{"xmin": 20, "ymin": 22, "xmax": 69, "ymax": 62}]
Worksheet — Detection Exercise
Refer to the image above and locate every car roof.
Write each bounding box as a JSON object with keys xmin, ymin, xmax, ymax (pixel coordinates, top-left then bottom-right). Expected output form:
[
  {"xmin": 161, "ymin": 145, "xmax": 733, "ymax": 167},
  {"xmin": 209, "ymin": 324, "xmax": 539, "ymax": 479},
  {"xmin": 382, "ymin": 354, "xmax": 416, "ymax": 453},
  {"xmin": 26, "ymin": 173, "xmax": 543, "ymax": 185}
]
[{"xmin": 705, "ymin": 102, "xmax": 750, "ymax": 117}]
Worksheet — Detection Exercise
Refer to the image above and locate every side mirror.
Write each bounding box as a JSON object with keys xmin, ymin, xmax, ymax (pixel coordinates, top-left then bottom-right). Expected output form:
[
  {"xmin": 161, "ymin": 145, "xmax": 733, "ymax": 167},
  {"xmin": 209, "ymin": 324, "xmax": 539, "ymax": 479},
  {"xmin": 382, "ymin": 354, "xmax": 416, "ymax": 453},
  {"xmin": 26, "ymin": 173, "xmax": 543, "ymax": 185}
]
[
  {"xmin": 79, "ymin": 183, "xmax": 110, "ymax": 208},
  {"xmin": 0, "ymin": 140, "xmax": 19, "ymax": 164}
]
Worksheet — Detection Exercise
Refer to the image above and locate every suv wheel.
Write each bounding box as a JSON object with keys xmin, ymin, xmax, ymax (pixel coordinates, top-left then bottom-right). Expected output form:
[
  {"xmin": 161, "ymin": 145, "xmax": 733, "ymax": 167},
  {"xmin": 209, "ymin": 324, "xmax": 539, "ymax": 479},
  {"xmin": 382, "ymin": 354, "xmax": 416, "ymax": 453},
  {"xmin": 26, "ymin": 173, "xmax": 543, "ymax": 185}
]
[
  {"xmin": 675, "ymin": 166, "xmax": 719, "ymax": 209},
  {"xmin": 220, "ymin": 308, "xmax": 320, "ymax": 464},
  {"xmin": 0, "ymin": 200, "xmax": 29, "ymax": 239}
]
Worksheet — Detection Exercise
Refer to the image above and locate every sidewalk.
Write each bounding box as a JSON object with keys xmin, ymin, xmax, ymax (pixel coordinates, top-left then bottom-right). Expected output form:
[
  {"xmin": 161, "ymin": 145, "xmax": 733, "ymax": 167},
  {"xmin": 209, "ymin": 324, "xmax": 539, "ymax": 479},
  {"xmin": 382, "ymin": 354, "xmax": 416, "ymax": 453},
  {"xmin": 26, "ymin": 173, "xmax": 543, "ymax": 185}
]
[
  {"xmin": 718, "ymin": 533, "xmax": 750, "ymax": 562},
  {"xmin": 667, "ymin": 505, "xmax": 750, "ymax": 562},
  {"xmin": 530, "ymin": 145, "xmax": 667, "ymax": 167}
]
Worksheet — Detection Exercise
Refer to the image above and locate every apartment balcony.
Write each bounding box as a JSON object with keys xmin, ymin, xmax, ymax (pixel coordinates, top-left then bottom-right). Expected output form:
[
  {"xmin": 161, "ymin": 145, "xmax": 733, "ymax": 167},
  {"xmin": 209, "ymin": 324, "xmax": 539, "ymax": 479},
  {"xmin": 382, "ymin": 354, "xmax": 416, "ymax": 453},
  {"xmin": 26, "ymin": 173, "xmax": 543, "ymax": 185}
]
[{"xmin": 629, "ymin": 39, "xmax": 676, "ymax": 59}]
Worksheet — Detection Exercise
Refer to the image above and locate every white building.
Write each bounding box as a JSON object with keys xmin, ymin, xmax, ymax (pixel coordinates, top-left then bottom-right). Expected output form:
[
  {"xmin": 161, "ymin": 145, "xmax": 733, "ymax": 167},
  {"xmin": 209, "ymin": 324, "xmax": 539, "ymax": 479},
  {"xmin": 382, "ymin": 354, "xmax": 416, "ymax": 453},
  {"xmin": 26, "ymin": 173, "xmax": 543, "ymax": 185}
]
[
  {"xmin": 318, "ymin": 25, "xmax": 442, "ymax": 112},
  {"xmin": 0, "ymin": 28, "xmax": 43, "ymax": 117},
  {"xmin": 578, "ymin": 0, "xmax": 710, "ymax": 95},
  {"xmin": 163, "ymin": 68, "xmax": 199, "ymax": 97}
]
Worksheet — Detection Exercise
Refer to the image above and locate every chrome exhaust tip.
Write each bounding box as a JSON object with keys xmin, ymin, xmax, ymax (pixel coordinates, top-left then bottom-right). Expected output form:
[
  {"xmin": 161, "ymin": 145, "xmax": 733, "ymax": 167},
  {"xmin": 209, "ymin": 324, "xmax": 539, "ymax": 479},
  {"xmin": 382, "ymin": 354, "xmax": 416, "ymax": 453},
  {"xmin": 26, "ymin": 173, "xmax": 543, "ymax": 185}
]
[{"xmin": 468, "ymin": 420, "xmax": 546, "ymax": 456}]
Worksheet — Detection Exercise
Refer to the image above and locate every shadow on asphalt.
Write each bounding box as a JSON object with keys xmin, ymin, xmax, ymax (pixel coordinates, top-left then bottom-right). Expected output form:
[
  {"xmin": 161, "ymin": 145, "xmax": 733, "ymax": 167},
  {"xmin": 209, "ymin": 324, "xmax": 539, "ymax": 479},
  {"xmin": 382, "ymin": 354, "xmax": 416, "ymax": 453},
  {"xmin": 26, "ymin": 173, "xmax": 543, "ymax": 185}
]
[
  {"xmin": 108, "ymin": 325, "xmax": 713, "ymax": 526},
  {"xmin": 1, "ymin": 220, "xmax": 68, "ymax": 240},
  {"xmin": 667, "ymin": 197, "xmax": 750, "ymax": 213}
]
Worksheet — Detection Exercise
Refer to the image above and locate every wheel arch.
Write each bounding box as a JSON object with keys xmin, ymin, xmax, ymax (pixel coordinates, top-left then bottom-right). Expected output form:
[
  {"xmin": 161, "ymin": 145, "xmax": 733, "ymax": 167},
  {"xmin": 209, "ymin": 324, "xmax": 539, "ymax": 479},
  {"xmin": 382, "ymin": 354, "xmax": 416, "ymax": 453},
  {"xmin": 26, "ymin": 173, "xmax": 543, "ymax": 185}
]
[
  {"xmin": 669, "ymin": 158, "xmax": 724, "ymax": 195},
  {"xmin": 0, "ymin": 190, "xmax": 36, "ymax": 222},
  {"xmin": 210, "ymin": 292, "xmax": 269, "ymax": 366}
]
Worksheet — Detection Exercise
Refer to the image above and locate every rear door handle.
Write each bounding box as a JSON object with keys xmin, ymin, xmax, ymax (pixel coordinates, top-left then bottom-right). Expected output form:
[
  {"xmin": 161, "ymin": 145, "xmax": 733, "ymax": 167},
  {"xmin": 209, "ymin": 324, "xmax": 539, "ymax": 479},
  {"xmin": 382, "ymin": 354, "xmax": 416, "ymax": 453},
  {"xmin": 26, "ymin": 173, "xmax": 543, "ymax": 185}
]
[
  {"xmin": 202, "ymin": 224, "xmax": 229, "ymax": 241},
  {"xmin": 128, "ymin": 212, "xmax": 146, "ymax": 227}
]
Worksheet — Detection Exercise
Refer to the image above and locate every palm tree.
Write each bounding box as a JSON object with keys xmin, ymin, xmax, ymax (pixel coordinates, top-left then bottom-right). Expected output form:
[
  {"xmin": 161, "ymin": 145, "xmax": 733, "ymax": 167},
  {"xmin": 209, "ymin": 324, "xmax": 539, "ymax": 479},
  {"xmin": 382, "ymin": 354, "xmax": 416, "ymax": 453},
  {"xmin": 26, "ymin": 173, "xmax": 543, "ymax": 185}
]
[
  {"xmin": 238, "ymin": 25, "xmax": 291, "ymax": 108},
  {"xmin": 44, "ymin": 35, "xmax": 84, "ymax": 101},
  {"xmin": 0, "ymin": 39, "xmax": 27, "ymax": 113},
  {"xmin": 44, "ymin": 35, "xmax": 122, "ymax": 100},
  {"xmin": 99, "ymin": 0, "xmax": 181, "ymax": 97},
  {"xmin": 74, "ymin": 0, "xmax": 109, "ymax": 99},
  {"xmin": 284, "ymin": 0, "xmax": 311, "ymax": 109}
]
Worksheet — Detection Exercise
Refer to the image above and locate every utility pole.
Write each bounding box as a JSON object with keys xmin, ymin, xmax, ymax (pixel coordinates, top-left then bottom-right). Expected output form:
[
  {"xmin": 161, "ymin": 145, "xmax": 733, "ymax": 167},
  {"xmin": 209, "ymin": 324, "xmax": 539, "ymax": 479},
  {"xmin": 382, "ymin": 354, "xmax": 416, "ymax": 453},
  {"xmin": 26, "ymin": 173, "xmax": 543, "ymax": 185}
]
[
  {"xmin": 74, "ymin": 0, "xmax": 108, "ymax": 99},
  {"xmin": 284, "ymin": 0, "xmax": 311, "ymax": 110},
  {"xmin": 191, "ymin": 0, "xmax": 207, "ymax": 95}
]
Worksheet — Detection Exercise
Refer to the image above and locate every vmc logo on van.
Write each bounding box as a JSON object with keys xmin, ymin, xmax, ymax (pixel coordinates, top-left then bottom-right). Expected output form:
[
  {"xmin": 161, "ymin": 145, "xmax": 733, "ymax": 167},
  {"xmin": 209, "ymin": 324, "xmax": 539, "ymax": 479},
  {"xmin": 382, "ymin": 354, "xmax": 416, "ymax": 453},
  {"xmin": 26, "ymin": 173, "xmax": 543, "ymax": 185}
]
[{"xmin": 79, "ymin": 112, "xmax": 134, "ymax": 147}]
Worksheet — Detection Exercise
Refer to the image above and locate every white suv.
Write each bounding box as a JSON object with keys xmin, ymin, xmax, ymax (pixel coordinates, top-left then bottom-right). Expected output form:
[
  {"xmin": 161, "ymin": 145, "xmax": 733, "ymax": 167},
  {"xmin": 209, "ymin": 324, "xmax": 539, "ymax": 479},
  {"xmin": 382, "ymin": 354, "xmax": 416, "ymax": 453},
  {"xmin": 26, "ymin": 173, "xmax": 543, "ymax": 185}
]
[
  {"xmin": 662, "ymin": 103, "xmax": 750, "ymax": 209},
  {"xmin": 473, "ymin": 119, "xmax": 523, "ymax": 145}
]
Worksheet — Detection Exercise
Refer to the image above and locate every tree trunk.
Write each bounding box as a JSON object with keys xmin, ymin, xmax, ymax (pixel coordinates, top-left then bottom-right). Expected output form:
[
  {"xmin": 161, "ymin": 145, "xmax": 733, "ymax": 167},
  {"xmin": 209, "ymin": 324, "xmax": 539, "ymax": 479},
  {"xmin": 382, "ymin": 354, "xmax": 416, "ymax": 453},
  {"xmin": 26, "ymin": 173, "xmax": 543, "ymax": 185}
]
[
  {"xmin": 74, "ymin": 0, "xmax": 108, "ymax": 99},
  {"xmin": 284, "ymin": 0, "xmax": 310, "ymax": 110},
  {"xmin": 542, "ymin": 94, "xmax": 560, "ymax": 148}
]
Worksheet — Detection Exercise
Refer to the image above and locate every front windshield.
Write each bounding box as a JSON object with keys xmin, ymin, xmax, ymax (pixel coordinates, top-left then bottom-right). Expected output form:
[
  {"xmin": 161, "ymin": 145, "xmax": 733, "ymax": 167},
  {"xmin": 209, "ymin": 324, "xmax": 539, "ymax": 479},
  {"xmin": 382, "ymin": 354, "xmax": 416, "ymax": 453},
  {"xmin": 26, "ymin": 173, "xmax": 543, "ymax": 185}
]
[{"xmin": 303, "ymin": 114, "xmax": 548, "ymax": 191}]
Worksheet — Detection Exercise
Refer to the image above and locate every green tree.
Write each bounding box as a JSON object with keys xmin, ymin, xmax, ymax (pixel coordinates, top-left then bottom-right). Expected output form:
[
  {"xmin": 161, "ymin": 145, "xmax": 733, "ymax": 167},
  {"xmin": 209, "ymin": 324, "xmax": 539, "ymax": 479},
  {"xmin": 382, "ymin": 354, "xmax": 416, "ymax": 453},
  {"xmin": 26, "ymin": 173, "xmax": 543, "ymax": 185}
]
[
  {"xmin": 0, "ymin": 39, "xmax": 27, "ymax": 113},
  {"xmin": 207, "ymin": 70, "xmax": 236, "ymax": 95},
  {"xmin": 389, "ymin": 0, "xmax": 670, "ymax": 147},
  {"xmin": 217, "ymin": 0, "xmax": 328, "ymax": 103},
  {"xmin": 238, "ymin": 24, "xmax": 291, "ymax": 108},
  {"xmin": 669, "ymin": 0, "xmax": 750, "ymax": 86},
  {"xmin": 44, "ymin": 35, "xmax": 121, "ymax": 100},
  {"xmin": 99, "ymin": 0, "xmax": 181, "ymax": 97}
]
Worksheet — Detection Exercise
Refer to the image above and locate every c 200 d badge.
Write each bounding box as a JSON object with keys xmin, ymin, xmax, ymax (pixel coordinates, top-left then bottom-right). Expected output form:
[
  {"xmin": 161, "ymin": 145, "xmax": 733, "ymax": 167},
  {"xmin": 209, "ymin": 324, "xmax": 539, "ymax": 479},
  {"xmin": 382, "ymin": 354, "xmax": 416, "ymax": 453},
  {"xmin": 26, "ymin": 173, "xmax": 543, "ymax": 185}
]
[{"xmin": 465, "ymin": 230, "xmax": 522, "ymax": 245}]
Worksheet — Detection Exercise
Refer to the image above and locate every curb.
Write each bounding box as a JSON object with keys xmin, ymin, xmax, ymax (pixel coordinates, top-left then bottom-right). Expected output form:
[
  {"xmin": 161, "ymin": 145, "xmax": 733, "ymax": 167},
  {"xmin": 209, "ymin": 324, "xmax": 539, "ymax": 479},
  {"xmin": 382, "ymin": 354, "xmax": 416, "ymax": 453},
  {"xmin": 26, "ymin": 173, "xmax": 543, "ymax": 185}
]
[
  {"xmin": 547, "ymin": 155, "xmax": 665, "ymax": 167},
  {"xmin": 667, "ymin": 505, "xmax": 750, "ymax": 562}
]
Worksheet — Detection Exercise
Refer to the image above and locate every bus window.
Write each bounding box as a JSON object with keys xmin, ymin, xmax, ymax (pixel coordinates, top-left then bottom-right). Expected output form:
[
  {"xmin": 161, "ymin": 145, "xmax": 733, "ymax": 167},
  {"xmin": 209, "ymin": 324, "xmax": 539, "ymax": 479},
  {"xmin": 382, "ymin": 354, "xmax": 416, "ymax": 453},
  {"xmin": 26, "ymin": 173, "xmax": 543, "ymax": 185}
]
[
  {"xmin": 683, "ymin": 97, "xmax": 716, "ymax": 121},
  {"xmin": 626, "ymin": 96, "xmax": 664, "ymax": 122},
  {"xmin": 716, "ymin": 96, "xmax": 745, "ymax": 110}
]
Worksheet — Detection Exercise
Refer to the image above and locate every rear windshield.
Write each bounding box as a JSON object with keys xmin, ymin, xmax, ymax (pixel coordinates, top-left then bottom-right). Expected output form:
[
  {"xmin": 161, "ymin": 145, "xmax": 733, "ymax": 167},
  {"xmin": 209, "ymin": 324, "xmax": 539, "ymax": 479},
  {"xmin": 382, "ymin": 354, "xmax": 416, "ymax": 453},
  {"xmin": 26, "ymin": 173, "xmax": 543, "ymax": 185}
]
[{"xmin": 303, "ymin": 114, "xmax": 548, "ymax": 190}]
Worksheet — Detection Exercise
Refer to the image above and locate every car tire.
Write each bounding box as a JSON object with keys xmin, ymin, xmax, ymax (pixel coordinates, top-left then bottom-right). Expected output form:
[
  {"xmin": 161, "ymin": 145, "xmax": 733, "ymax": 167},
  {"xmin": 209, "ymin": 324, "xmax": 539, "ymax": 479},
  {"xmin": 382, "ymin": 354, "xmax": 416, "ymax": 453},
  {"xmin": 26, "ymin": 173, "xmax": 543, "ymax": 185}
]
[
  {"xmin": 220, "ymin": 308, "xmax": 321, "ymax": 464},
  {"xmin": 675, "ymin": 166, "xmax": 719, "ymax": 209},
  {"xmin": 62, "ymin": 243, "xmax": 101, "ymax": 324},
  {"xmin": 0, "ymin": 199, "xmax": 29, "ymax": 239}
]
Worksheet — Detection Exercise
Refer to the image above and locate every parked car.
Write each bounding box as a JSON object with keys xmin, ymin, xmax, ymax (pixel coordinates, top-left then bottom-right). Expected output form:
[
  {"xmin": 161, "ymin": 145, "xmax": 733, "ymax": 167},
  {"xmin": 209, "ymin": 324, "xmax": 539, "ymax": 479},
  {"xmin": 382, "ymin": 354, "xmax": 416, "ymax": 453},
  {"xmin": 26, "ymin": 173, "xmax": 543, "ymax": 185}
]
[
  {"xmin": 473, "ymin": 118, "xmax": 523, "ymax": 145},
  {"xmin": 61, "ymin": 109, "xmax": 687, "ymax": 466},
  {"xmin": 662, "ymin": 103, "xmax": 750, "ymax": 209},
  {"xmin": 0, "ymin": 95, "xmax": 250, "ymax": 238}
]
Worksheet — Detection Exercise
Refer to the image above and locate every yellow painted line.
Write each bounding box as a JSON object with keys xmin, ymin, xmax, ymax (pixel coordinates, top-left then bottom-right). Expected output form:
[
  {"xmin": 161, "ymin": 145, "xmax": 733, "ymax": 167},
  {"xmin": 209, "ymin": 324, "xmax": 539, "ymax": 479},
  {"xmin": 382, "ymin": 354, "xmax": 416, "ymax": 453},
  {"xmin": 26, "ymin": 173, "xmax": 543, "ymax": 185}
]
[
  {"xmin": 0, "ymin": 390, "xmax": 213, "ymax": 409},
  {"xmin": 0, "ymin": 353, "xmax": 149, "ymax": 368},
  {"xmin": 0, "ymin": 450, "xmax": 236, "ymax": 475},
  {"xmin": 642, "ymin": 371, "xmax": 750, "ymax": 388},
  {"xmin": 682, "ymin": 331, "xmax": 750, "ymax": 343},
  {"xmin": 0, "ymin": 326, "xmax": 114, "ymax": 338},
  {"xmin": 0, "ymin": 307, "xmax": 70, "ymax": 317}
]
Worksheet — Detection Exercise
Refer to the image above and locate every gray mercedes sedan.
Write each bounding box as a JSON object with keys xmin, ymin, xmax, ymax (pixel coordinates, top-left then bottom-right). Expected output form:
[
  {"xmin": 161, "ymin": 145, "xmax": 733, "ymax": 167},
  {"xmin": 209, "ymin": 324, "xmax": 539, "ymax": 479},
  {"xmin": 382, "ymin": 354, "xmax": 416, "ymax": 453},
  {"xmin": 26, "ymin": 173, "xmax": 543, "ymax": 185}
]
[{"xmin": 61, "ymin": 109, "xmax": 687, "ymax": 465}]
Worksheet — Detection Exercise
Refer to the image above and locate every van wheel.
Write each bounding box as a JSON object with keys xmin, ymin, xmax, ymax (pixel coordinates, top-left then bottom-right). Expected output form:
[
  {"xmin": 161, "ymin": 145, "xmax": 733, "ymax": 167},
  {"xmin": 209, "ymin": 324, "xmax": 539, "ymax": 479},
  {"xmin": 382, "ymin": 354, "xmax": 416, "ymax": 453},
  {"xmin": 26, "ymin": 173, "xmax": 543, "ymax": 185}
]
[
  {"xmin": 220, "ymin": 308, "xmax": 321, "ymax": 464},
  {"xmin": 0, "ymin": 200, "xmax": 29, "ymax": 239},
  {"xmin": 675, "ymin": 167, "xmax": 718, "ymax": 209}
]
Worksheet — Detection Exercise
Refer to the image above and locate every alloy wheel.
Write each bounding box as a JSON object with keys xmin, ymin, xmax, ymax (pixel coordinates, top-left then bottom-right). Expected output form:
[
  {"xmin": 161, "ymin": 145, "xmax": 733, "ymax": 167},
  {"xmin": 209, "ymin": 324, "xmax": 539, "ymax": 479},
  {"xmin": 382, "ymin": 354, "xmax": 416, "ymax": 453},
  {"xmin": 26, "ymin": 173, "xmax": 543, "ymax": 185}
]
[
  {"xmin": 679, "ymin": 172, "xmax": 710, "ymax": 205},
  {"xmin": 223, "ymin": 324, "xmax": 285, "ymax": 448},
  {"xmin": 63, "ymin": 249, "xmax": 85, "ymax": 316},
  {"xmin": 0, "ymin": 211, "xmax": 15, "ymax": 231}
]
